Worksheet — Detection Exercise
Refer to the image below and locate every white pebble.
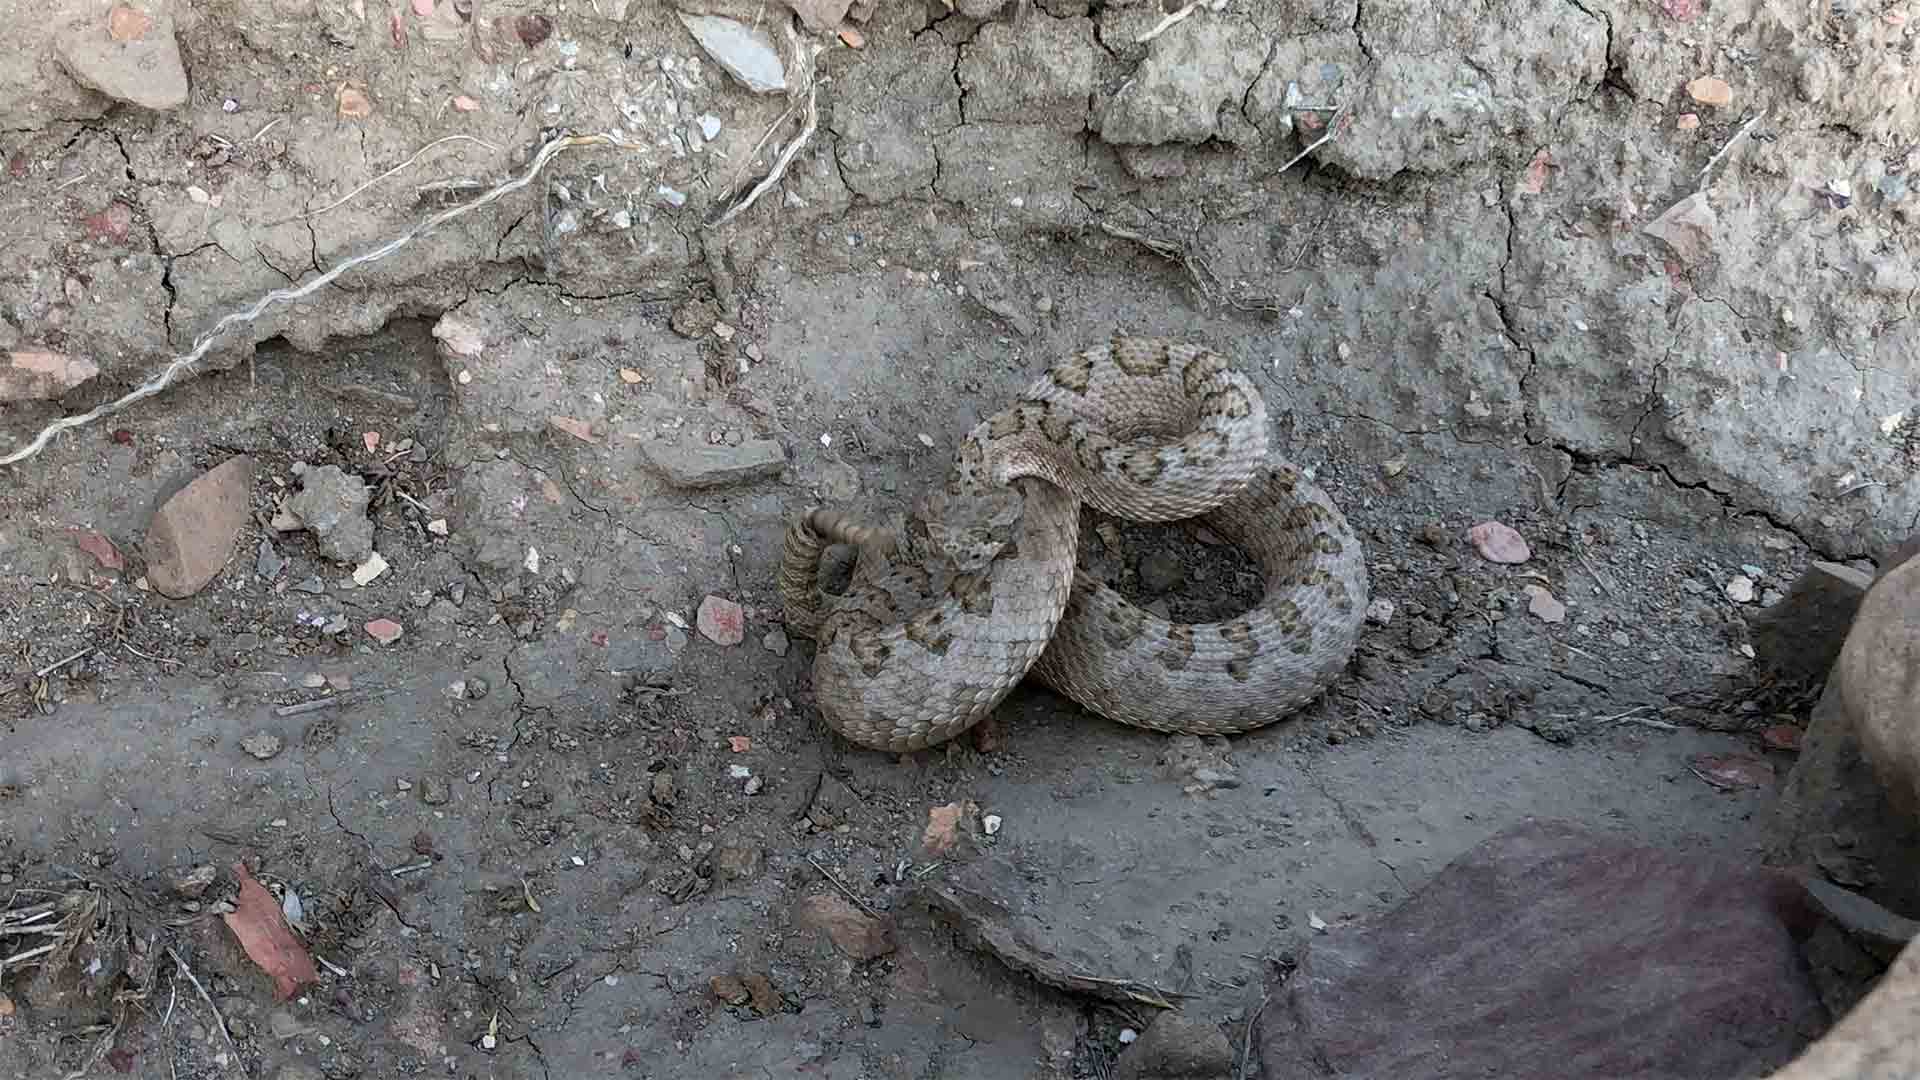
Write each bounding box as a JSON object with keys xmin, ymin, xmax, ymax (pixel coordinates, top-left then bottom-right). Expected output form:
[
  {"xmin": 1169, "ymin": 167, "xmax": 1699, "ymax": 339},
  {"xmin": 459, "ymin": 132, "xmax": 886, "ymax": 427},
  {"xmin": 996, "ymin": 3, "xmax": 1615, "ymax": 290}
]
[{"xmin": 983, "ymin": 814, "xmax": 1002, "ymax": 835}]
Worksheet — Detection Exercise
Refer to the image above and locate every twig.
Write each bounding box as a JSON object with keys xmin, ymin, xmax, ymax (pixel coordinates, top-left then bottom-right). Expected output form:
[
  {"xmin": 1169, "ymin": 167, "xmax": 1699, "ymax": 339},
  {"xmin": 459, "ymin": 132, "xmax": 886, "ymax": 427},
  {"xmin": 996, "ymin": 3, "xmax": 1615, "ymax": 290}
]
[
  {"xmin": 1571, "ymin": 543, "xmax": 1616, "ymax": 598},
  {"xmin": 279, "ymin": 134, "xmax": 501, "ymax": 224},
  {"xmin": 388, "ymin": 859, "xmax": 434, "ymax": 877},
  {"xmin": 1, "ymin": 941, "xmax": 56, "ymax": 968},
  {"xmin": 1697, "ymin": 111, "xmax": 1764, "ymax": 186},
  {"xmin": 122, "ymin": 641, "xmax": 181, "ymax": 666},
  {"xmin": 249, "ymin": 118, "xmax": 284, "ymax": 144},
  {"xmin": 35, "ymin": 647, "xmax": 91, "ymax": 678},
  {"xmin": 166, "ymin": 946, "xmax": 238, "ymax": 1060},
  {"xmin": 1238, "ymin": 988, "xmax": 1271, "ymax": 1080},
  {"xmin": 805, "ymin": 854, "xmax": 880, "ymax": 919},
  {"xmin": 2, "ymin": 131, "xmax": 647, "ymax": 467}
]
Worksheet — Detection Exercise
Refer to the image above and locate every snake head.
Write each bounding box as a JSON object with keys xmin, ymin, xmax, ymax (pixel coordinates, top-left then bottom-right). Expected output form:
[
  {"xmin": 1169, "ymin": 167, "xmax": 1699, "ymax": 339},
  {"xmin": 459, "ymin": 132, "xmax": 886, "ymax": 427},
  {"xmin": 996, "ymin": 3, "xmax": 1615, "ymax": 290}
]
[{"xmin": 910, "ymin": 486, "xmax": 1024, "ymax": 573}]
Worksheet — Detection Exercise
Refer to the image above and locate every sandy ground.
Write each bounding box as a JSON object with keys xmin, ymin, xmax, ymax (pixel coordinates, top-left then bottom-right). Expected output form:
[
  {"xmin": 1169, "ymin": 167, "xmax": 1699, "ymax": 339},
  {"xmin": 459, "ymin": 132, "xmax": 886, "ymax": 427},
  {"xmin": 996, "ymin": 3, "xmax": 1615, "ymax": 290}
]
[{"xmin": 2, "ymin": 0, "xmax": 1915, "ymax": 1076}]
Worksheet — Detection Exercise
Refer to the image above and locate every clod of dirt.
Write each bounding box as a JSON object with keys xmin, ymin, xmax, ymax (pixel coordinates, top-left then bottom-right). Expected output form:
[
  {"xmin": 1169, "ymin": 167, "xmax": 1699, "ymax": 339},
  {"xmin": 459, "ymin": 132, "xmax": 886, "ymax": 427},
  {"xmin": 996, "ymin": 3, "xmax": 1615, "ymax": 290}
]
[
  {"xmin": 513, "ymin": 13, "xmax": 551, "ymax": 47},
  {"xmin": 240, "ymin": 732, "xmax": 284, "ymax": 760},
  {"xmin": 1160, "ymin": 734, "xmax": 1241, "ymax": 795},
  {"xmin": 713, "ymin": 845, "xmax": 764, "ymax": 882},
  {"xmin": 168, "ymin": 865, "xmax": 216, "ymax": 899},
  {"xmin": 794, "ymin": 893, "xmax": 895, "ymax": 960},
  {"xmin": 1407, "ymin": 618, "xmax": 1444, "ymax": 652},
  {"xmin": 676, "ymin": 14, "xmax": 786, "ymax": 94},
  {"xmin": 283, "ymin": 465, "xmax": 374, "ymax": 565},
  {"xmin": 144, "ymin": 455, "xmax": 254, "ymax": 599},
  {"xmin": 640, "ymin": 439, "xmax": 787, "ymax": 489},
  {"xmin": 1748, "ymin": 561, "xmax": 1872, "ymax": 684},
  {"xmin": 54, "ymin": 9, "xmax": 188, "ymax": 111},
  {"xmin": 1113, "ymin": 1012, "xmax": 1235, "ymax": 1080},
  {"xmin": 1137, "ymin": 550, "xmax": 1183, "ymax": 594},
  {"xmin": 1642, "ymin": 192, "xmax": 1718, "ymax": 267},
  {"xmin": 2, "ymin": 349, "xmax": 98, "ymax": 402},
  {"xmin": 923, "ymin": 801, "xmax": 973, "ymax": 853}
]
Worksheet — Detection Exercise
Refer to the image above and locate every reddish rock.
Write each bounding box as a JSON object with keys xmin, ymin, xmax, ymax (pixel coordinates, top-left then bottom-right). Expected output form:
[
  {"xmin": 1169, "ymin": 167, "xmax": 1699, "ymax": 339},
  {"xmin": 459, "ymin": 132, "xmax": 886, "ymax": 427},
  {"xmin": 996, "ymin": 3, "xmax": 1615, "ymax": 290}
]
[
  {"xmin": 795, "ymin": 893, "xmax": 895, "ymax": 960},
  {"xmin": 144, "ymin": 456, "xmax": 254, "ymax": 599},
  {"xmin": 70, "ymin": 528, "xmax": 123, "ymax": 570},
  {"xmin": 365, "ymin": 618, "xmax": 404, "ymax": 645},
  {"xmin": 697, "ymin": 594, "xmax": 745, "ymax": 645},
  {"xmin": 1259, "ymin": 819, "xmax": 1823, "ymax": 1079}
]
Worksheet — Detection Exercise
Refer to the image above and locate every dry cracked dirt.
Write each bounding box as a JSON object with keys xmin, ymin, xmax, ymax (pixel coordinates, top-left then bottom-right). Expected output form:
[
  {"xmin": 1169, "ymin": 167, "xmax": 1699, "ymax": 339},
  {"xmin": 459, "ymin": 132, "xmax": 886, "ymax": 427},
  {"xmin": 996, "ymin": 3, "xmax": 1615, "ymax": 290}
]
[{"xmin": 2, "ymin": 0, "xmax": 1919, "ymax": 1077}]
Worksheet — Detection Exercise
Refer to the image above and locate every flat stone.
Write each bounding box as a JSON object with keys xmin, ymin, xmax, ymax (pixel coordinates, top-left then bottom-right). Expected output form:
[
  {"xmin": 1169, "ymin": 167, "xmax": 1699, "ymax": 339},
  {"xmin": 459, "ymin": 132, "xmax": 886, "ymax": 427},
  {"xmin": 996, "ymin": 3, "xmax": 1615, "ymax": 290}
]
[
  {"xmin": 696, "ymin": 595, "xmax": 745, "ymax": 645},
  {"xmin": 1643, "ymin": 191, "xmax": 1718, "ymax": 267},
  {"xmin": 794, "ymin": 893, "xmax": 895, "ymax": 961},
  {"xmin": 761, "ymin": 627, "xmax": 790, "ymax": 657},
  {"xmin": 1114, "ymin": 1012, "xmax": 1234, "ymax": 1080},
  {"xmin": 1746, "ymin": 561, "xmax": 1872, "ymax": 684},
  {"xmin": 145, "ymin": 456, "xmax": 254, "ymax": 599},
  {"xmin": 54, "ymin": 9, "xmax": 189, "ymax": 111},
  {"xmin": 0, "ymin": 350, "xmax": 98, "ymax": 402},
  {"xmin": 676, "ymin": 13, "xmax": 786, "ymax": 94},
  {"xmin": 1259, "ymin": 819, "xmax": 1824, "ymax": 1079},
  {"xmin": 364, "ymin": 618, "xmax": 404, "ymax": 645},
  {"xmin": 1466, "ymin": 520, "xmax": 1531, "ymax": 564},
  {"xmin": 1837, "ymin": 557, "xmax": 1920, "ymax": 818},
  {"xmin": 640, "ymin": 439, "xmax": 786, "ymax": 489}
]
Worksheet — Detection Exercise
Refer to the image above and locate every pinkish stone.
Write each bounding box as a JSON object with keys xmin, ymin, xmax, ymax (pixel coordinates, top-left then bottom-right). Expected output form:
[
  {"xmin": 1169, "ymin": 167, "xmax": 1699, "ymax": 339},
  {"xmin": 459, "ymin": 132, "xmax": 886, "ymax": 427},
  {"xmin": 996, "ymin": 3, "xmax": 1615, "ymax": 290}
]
[
  {"xmin": 365, "ymin": 618, "xmax": 404, "ymax": 645},
  {"xmin": 697, "ymin": 594, "xmax": 745, "ymax": 645},
  {"xmin": 1467, "ymin": 521, "xmax": 1531, "ymax": 565}
]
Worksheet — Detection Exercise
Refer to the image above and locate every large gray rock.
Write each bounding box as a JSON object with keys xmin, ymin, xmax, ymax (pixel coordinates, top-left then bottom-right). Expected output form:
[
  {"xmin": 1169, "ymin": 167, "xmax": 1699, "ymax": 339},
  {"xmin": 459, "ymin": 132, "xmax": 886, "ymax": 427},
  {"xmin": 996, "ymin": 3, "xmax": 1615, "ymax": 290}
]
[
  {"xmin": 1769, "ymin": 679, "xmax": 1920, "ymax": 921},
  {"xmin": 1260, "ymin": 819, "xmax": 1825, "ymax": 1079},
  {"xmin": 1838, "ymin": 557, "xmax": 1920, "ymax": 819},
  {"xmin": 1766, "ymin": 936, "xmax": 1920, "ymax": 1080},
  {"xmin": 1748, "ymin": 561, "xmax": 1874, "ymax": 685}
]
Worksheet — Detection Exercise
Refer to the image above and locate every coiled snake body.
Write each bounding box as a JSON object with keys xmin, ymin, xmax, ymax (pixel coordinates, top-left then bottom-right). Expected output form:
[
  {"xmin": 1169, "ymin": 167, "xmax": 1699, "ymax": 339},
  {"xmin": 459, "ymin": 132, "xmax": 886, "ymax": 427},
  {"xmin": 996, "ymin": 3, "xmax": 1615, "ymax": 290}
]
[{"xmin": 778, "ymin": 336, "xmax": 1368, "ymax": 752}]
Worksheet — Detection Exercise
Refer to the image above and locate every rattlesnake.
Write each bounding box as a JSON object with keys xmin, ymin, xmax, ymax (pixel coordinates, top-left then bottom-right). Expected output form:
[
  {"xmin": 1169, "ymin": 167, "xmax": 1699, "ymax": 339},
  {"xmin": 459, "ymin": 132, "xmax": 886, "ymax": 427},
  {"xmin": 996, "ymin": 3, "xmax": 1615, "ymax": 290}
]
[{"xmin": 778, "ymin": 335, "xmax": 1369, "ymax": 753}]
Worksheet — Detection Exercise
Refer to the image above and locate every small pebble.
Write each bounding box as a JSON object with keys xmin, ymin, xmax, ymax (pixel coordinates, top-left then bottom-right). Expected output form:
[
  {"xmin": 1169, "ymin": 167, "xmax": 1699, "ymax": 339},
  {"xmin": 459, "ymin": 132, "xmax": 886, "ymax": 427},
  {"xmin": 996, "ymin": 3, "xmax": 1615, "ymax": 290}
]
[
  {"xmin": 1364, "ymin": 598, "xmax": 1395, "ymax": 625},
  {"xmin": 240, "ymin": 732, "xmax": 284, "ymax": 760},
  {"xmin": 1686, "ymin": 75, "xmax": 1733, "ymax": 107},
  {"xmin": 1725, "ymin": 575, "xmax": 1756, "ymax": 603},
  {"xmin": 1467, "ymin": 521, "xmax": 1531, "ymax": 564},
  {"xmin": 1523, "ymin": 584, "xmax": 1567, "ymax": 624},
  {"xmin": 761, "ymin": 628, "xmax": 790, "ymax": 657},
  {"xmin": 365, "ymin": 618, "xmax": 404, "ymax": 644}
]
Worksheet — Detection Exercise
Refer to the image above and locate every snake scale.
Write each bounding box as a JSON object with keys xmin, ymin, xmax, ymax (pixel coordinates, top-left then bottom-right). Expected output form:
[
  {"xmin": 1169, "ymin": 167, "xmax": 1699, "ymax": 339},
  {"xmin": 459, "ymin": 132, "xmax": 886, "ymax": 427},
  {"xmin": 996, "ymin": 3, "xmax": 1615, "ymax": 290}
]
[{"xmin": 778, "ymin": 335, "xmax": 1369, "ymax": 753}]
